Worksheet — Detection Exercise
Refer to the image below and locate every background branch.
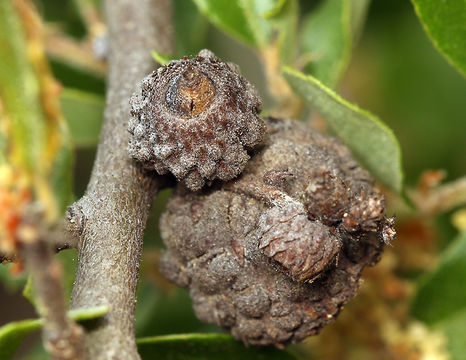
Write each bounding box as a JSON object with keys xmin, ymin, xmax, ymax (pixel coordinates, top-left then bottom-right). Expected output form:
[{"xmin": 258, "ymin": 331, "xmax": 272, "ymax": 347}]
[
  {"xmin": 19, "ymin": 220, "xmax": 85, "ymax": 360},
  {"xmin": 68, "ymin": 0, "xmax": 173, "ymax": 358}
]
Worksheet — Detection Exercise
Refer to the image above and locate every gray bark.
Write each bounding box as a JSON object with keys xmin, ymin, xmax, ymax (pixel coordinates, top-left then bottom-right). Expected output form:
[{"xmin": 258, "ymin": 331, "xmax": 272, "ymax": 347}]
[{"xmin": 69, "ymin": 0, "xmax": 173, "ymax": 358}]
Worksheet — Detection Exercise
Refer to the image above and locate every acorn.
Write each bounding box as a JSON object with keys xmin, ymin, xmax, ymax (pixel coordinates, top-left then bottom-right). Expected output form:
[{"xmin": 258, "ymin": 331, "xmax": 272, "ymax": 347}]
[
  {"xmin": 128, "ymin": 49, "xmax": 265, "ymax": 191},
  {"xmin": 159, "ymin": 118, "xmax": 395, "ymax": 347}
]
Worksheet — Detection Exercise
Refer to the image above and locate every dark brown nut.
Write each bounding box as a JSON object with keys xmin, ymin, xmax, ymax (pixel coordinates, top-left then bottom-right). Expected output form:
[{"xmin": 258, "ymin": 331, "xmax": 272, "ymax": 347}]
[
  {"xmin": 128, "ymin": 49, "xmax": 265, "ymax": 191},
  {"xmin": 159, "ymin": 118, "xmax": 395, "ymax": 347}
]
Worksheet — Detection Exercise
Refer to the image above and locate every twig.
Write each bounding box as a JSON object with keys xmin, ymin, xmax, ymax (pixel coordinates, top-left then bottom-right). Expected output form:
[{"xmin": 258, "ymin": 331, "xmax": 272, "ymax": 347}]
[
  {"xmin": 409, "ymin": 176, "xmax": 466, "ymax": 215},
  {"xmin": 18, "ymin": 220, "xmax": 85, "ymax": 360},
  {"xmin": 67, "ymin": 0, "xmax": 173, "ymax": 359}
]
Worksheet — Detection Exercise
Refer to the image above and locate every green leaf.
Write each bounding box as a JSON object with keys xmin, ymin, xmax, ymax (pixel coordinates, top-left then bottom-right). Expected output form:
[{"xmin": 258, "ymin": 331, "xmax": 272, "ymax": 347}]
[
  {"xmin": 0, "ymin": 0, "xmax": 47, "ymax": 171},
  {"xmin": 191, "ymin": 0, "xmax": 259, "ymax": 46},
  {"xmin": 0, "ymin": 305, "xmax": 109, "ymax": 360},
  {"xmin": 67, "ymin": 305, "xmax": 109, "ymax": 322},
  {"xmin": 0, "ymin": 318, "xmax": 42, "ymax": 360},
  {"xmin": 50, "ymin": 124, "xmax": 74, "ymax": 213},
  {"xmin": 266, "ymin": 0, "xmax": 299, "ymax": 65},
  {"xmin": 55, "ymin": 249, "xmax": 79, "ymax": 305},
  {"xmin": 411, "ymin": 231, "xmax": 466, "ymax": 324},
  {"xmin": 410, "ymin": 0, "xmax": 466, "ymax": 77},
  {"xmin": 437, "ymin": 309, "xmax": 466, "ymax": 360},
  {"xmin": 137, "ymin": 333, "xmax": 298, "ymax": 360},
  {"xmin": 283, "ymin": 67, "xmax": 403, "ymax": 192},
  {"xmin": 301, "ymin": 0, "xmax": 370, "ymax": 87},
  {"xmin": 174, "ymin": 0, "xmax": 209, "ymax": 56},
  {"xmin": 22, "ymin": 276, "xmax": 36, "ymax": 307},
  {"xmin": 349, "ymin": 0, "xmax": 371, "ymax": 45},
  {"xmin": 238, "ymin": 0, "xmax": 298, "ymax": 64},
  {"xmin": 60, "ymin": 88, "xmax": 104, "ymax": 148},
  {"xmin": 191, "ymin": 0, "xmax": 298, "ymax": 64},
  {"xmin": 0, "ymin": 1, "xmax": 74, "ymax": 216},
  {"xmin": 21, "ymin": 249, "xmax": 76, "ymax": 312},
  {"xmin": 0, "ymin": 264, "xmax": 28, "ymax": 291},
  {"xmin": 151, "ymin": 51, "xmax": 176, "ymax": 66}
]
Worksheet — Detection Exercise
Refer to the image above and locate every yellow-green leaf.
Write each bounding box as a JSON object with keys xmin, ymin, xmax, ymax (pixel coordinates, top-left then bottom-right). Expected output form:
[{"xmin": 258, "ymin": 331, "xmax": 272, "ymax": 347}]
[{"xmin": 0, "ymin": 0, "xmax": 74, "ymax": 216}]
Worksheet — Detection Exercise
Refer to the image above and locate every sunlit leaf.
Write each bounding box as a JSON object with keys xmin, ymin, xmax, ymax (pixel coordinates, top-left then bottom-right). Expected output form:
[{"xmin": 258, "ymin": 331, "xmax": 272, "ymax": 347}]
[
  {"xmin": 283, "ymin": 67, "xmax": 403, "ymax": 192},
  {"xmin": 0, "ymin": 305, "xmax": 109, "ymax": 360},
  {"xmin": 137, "ymin": 333, "xmax": 298, "ymax": 360},
  {"xmin": 410, "ymin": 0, "xmax": 466, "ymax": 77}
]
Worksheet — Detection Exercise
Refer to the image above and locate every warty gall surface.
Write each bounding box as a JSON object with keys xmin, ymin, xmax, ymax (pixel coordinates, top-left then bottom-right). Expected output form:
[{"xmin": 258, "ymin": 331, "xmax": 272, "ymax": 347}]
[{"xmin": 159, "ymin": 118, "xmax": 395, "ymax": 347}]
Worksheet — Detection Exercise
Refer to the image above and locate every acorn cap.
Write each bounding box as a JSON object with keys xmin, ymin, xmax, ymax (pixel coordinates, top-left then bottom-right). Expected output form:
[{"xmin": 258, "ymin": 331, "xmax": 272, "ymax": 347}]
[{"xmin": 128, "ymin": 49, "xmax": 265, "ymax": 191}]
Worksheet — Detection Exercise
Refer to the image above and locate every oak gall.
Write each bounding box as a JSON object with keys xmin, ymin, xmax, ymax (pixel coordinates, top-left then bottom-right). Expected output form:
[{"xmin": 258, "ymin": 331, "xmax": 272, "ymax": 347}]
[{"xmin": 159, "ymin": 118, "xmax": 395, "ymax": 346}]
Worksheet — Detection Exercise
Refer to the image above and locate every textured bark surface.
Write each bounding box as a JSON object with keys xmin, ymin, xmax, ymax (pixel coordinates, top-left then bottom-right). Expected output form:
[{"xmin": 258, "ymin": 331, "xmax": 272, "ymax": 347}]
[
  {"xmin": 68, "ymin": 0, "xmax": 173, "ymax": 359},
  {"xmin": 160, "ymin": 118, "xmax": 395, "ymax": 347}
]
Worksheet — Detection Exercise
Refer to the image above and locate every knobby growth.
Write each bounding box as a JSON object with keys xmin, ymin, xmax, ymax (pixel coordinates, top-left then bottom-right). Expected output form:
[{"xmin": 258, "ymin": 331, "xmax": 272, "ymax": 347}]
[{"xmin": 130, "ymin": 51, "xmax": 395, "ymax": 346}]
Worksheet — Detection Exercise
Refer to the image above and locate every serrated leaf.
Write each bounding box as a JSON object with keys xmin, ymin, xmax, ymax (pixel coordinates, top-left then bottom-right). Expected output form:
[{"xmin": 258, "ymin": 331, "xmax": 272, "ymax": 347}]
[
  {"xmin": 137, "ymin": 333, "xmax": 298, "ymax": 360},
  {"xmin": 283, "ymin": 67, "xmax": 403, "ymax": 192},
  {"xmin": 411, "ymin": 232, "xmax": 466, "ymax": 325},
  {"xmin": 60, "ymin": 89, "xmax": 104, "ymax": 148},
  {"xmin": 410, "ymin": 0, "xmax": 466, "ymax": 77},
  {"xmin": 0, "ymin": 305, "xmax": 109, "ymax": 360},
  {"xmin": 301, "ymin": 0, "xmax": 370, "ymax": 87}
]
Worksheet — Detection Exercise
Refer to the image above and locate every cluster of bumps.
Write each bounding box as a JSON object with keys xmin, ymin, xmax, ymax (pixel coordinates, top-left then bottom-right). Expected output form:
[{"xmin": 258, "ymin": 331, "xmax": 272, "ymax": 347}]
[{"xmin": 129, "ymin": 50, "xmax": 395, "ymax": 347}]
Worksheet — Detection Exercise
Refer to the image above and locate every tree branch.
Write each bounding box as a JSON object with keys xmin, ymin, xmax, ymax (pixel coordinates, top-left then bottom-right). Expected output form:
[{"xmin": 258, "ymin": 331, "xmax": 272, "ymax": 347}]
[
  {"xmin": 19, "ymin": 222, "xmax": 85, "ymax": 360},
  {"xmin": 68, "ymin": 0, "xmax": 173, "ymax": 358}
]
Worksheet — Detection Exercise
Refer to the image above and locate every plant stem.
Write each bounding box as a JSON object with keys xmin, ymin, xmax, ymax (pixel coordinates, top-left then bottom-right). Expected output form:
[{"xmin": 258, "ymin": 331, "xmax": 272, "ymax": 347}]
[
  {"xmin": 20, "ymin": 228, "xmax": 85, "ymax": 360},
  {"xmin": 68, "ymin": 0, "xmax": 173, "ymax": 358}
]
